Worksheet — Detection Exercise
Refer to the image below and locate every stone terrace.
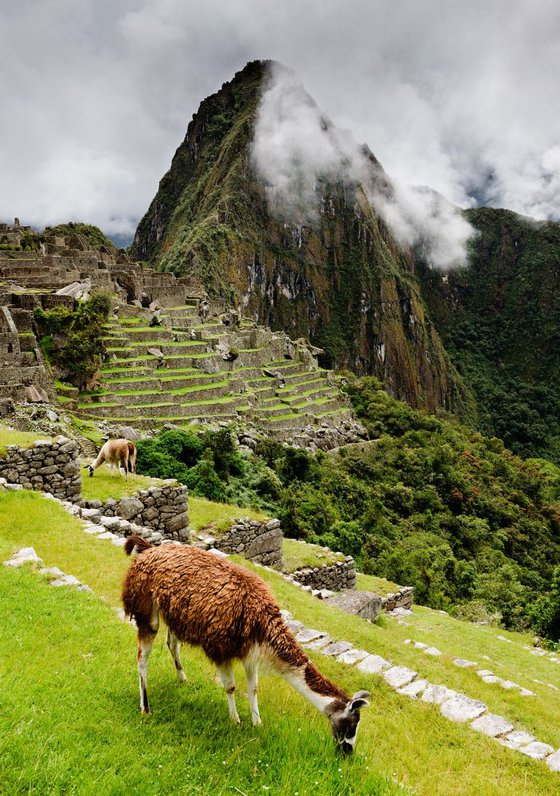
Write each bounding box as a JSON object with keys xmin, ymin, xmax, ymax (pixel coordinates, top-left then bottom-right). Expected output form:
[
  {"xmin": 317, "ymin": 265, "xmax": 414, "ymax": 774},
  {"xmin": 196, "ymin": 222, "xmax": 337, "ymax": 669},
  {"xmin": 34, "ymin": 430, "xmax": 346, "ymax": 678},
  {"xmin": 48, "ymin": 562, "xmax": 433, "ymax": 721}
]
[{"xmin": 76, "ymin": 304, "xmax": 357, "ymax": 440}]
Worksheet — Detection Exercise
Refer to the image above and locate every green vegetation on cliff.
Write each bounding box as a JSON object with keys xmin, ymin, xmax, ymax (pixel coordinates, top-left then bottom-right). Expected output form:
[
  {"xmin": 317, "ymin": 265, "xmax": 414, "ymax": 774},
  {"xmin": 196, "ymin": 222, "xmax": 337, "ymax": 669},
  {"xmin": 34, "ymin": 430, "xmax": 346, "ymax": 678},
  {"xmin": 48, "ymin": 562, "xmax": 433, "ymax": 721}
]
[{"xmin": 420, "ymin": 208, "xmax": 560, "ymax": 464}]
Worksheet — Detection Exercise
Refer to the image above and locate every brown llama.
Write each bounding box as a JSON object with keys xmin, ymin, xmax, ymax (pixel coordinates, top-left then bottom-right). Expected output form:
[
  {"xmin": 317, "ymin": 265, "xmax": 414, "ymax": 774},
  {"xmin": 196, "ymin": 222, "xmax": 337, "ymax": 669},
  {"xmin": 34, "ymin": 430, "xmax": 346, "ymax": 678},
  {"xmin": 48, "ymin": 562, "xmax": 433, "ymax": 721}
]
[
  {"xmin": 122, "ymin": 536, "xmax": 369, "ymax": 754},
  {"xmin": 86, "ymin": 439, "xmax": 136, "ymax": 480}
]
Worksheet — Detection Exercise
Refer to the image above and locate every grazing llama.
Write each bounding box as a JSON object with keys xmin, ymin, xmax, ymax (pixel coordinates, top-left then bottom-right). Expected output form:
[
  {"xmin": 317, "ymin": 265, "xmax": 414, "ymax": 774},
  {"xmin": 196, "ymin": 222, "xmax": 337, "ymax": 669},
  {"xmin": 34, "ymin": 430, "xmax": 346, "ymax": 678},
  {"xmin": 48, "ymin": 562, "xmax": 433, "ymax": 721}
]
[
  {"xmin": 122, "ymin": 536, "xmax": 369, "ymax": 754},
  {"xmin": 87, "ymin": 439, "xmax": 136, "ymax": 480}
]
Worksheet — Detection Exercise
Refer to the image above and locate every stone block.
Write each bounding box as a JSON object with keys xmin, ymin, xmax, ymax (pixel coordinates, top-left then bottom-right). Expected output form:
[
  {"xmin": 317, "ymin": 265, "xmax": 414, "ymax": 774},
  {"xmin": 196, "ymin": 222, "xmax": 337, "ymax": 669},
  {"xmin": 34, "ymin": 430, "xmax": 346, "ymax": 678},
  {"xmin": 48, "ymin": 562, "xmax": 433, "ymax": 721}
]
[
  {"xmin": 356, "ymin": 655, "xmax": 391, "ymax": 675},
  {"xmin": 471, "ymin": 714, "xmax": 514, "ymax": 737},
  {"xmin": 383, "ymin": 666, "xmax": 418, "ymax": 689},
  {"xmin": 546, "ymin": 749, "xmax": 560, "ymax": 772},
  {"xmin": 295, "ymin": 628, "xmax": 325, "ymax": 644},
  {"xmin": 440, "ymin": 695, "xmax": 486, "ymax": 723},
  {"xmin": 337, "ymin": 648, "xmax": 370, "ymax": 665},
  {"xmin": 422, "ymin": 684, "xmax": 457, "ymax": 705},
  {"xmin": 115, "ymin": 497, "xmax": 144, "ymax": 520},
  {"xmin": 397, "ymin": 678, "xmax": 428, "ymax": 698},
  {"xmin": 325, "ymin": 590, "xmax": 382, "ymax": 622},
  {"xmin": 320, "ymin": 641, "xmax": 354, "ymax": 657},
  {"xmin": 519, "ymin": 742, "xmax": 555, "ymax": 760}
]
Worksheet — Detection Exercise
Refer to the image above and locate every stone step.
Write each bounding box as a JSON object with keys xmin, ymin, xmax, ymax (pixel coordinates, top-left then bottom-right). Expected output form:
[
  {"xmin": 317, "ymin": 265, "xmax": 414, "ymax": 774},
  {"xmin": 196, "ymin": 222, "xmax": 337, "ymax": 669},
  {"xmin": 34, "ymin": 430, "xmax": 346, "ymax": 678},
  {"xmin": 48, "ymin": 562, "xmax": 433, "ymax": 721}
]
[
  {"xmin": 263, "ymin": 361, "xmax": 323, "ymax": 378},
  {"xmin": 261, "ymin": 414, "xmax": 311, "ymax": 430},
  {"xmin": 106, "ymin": 340, "xmax": 210, "ymax": 359},
  {"xmin": 291, "ymin": 396, "xmax": 348, "ymax": 414},
  {"xmin": 281, "ymin": 385, "xmax": 336, "ymax": 404},
  {"xmin": 105, "ymin": 351, "xmax": 221, "ymax": 370},
  {"xmin": 77, "ymin": 395, "xmax": 241, "ymax": 419},
  {"xmin": 118, "ymin": 328, "xmax": 174, "ymax": 343},
  {"xmin": 250, "ymin": 385, "xmax": 277, "ymax": 400},
  {"xmin": 101, "ymin": 364, "xmax": 159, "ymax": 379},
  {"xmin": 82, "ymin": 381, "xmax": 232, "ymax": 406},
  {"xmin": 249, "ymin": 404, "xmax": 298, "ymax": 420},
  {"xmin": 87, "ymin": 412, "xmax": 240, "ymax": 430},
  {"xmin": 315, "ymin": 408, "xmax": 354, "ymax": 422},
  {"xmin": 102, "ymin": 371, "xmax": 228, "ymax": 393}
]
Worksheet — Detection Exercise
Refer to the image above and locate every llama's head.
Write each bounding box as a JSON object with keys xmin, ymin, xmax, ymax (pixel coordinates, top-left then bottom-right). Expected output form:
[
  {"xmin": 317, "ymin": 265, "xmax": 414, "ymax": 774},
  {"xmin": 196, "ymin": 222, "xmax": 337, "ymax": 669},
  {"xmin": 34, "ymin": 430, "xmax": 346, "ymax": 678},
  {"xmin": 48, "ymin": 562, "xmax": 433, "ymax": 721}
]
[
  {"xmin": 328, "ymin": 691, "xmax": 370, "ymax": 754},
  {"xmin": 84, "ymin": 464, "xmax": 94, "ymax": 477}
]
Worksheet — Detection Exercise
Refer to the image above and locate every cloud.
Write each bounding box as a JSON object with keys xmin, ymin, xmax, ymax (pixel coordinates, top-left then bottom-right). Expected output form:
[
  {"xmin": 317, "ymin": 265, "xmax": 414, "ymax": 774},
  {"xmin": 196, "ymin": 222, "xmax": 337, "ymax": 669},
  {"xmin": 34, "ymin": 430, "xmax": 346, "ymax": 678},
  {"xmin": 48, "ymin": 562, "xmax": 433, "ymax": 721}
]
[
  {"xmin": 0, "ymin": 0, "xmax": 559, "ymax": 242},
  {"xmin": 251, "ymin": 64, "xmax": 474, "ymax": 268}
]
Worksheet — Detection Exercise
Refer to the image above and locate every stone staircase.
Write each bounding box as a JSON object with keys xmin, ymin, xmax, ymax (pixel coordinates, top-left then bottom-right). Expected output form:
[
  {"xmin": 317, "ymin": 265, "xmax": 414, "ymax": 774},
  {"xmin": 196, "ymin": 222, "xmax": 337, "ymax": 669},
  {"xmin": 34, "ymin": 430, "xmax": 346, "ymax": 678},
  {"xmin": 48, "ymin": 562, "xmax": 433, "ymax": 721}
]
[{"xmin": 74, "ymin": 305, "xmax": 354, "ymax": 434}]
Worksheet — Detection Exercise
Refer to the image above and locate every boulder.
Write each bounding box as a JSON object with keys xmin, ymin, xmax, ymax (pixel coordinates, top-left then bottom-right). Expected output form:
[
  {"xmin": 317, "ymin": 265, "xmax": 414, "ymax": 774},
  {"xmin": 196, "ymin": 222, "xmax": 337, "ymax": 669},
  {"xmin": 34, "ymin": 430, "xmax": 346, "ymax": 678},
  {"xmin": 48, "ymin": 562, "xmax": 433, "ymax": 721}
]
[
  {"xmin": 325, "ymin": 590, "xmax": 382, "ymax": 622},
  {"xmin": 115, "ymin": 497, "xmax": 144, "ymax": 520}
]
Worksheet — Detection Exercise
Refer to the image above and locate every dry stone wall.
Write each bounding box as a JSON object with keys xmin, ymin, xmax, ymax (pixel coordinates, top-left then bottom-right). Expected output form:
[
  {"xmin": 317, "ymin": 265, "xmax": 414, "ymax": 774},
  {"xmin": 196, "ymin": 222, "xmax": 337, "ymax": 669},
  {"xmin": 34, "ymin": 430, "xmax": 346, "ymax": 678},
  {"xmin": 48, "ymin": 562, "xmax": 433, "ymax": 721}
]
[
  {"xmin": 81, "ymin": 482, "xmax": 189, "ymax": 541},
  {"xmin": 381, "ymin": 586, "xmax": 414, "ymax": 612},
  {"xmin": 193, "ymin": 518, "xmax": 283, "ymax": 569},
  {"xmin": 0, "ymin": 437, "xmax": 81, "ymax": 501},
  {"xmin": 291, "ymin": 558, "xmax": 357, "ymax": 592}
]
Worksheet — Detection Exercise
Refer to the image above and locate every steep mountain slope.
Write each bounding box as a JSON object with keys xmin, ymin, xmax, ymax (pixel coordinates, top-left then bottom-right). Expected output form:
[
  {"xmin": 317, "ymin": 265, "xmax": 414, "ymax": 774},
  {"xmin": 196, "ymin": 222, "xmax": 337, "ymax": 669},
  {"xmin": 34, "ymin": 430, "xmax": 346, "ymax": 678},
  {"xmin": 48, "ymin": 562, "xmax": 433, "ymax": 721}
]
[
  {"xmin": 131, "ymin": 61, "xmax": 470, "ymax": 415},
  {"xmin": 419, "ymin": 208, "xmax": 560, "ymax": 462}
]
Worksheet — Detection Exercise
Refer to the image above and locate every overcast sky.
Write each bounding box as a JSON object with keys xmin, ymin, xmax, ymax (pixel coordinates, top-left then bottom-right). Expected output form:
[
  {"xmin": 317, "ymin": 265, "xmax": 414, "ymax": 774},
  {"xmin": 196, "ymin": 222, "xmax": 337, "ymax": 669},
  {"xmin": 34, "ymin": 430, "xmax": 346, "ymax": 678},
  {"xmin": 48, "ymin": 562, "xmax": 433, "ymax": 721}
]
[{"xmin": 1, "ymin": 0, "xmax": 559, "ymax": 242}]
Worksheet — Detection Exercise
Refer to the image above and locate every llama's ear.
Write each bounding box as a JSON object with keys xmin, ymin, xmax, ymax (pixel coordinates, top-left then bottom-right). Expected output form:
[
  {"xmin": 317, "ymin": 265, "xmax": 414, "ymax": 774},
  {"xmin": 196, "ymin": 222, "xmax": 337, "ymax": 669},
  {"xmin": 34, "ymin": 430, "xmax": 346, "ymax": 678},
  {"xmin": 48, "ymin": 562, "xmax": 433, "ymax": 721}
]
[{"xmin": 348, "ymin": 693, "xmax": 370, "ymax": 713}]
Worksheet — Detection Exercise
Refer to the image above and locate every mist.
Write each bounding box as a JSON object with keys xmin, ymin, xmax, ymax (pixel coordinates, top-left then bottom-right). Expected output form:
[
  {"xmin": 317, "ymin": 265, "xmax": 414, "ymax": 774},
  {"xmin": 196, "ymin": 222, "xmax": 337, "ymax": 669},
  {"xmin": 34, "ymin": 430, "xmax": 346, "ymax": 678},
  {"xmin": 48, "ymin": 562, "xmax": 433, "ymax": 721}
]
[
  {"xmin": 251, "ymin": 64, "xmax": 474, "ymax": 269},
  {"xmin": 1, "ymin": 0, "xmax": 558, "ymax": 241}
]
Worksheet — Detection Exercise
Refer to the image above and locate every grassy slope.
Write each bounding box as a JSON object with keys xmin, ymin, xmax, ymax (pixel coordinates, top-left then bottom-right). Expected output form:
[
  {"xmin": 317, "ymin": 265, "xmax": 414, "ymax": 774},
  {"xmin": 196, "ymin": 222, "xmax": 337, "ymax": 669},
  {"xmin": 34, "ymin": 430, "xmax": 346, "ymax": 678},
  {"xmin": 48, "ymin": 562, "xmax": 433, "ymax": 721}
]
[
  {"xmin": 0, "ymin": 426, "xmax": 50, "ymax": 456},
  {"xmin": 80, "ymin": 468, "xmax": 165, "ymax": 502},
  {"xmin": 1, "ymin": 491, "xmax": 559, "ymax": 795}
]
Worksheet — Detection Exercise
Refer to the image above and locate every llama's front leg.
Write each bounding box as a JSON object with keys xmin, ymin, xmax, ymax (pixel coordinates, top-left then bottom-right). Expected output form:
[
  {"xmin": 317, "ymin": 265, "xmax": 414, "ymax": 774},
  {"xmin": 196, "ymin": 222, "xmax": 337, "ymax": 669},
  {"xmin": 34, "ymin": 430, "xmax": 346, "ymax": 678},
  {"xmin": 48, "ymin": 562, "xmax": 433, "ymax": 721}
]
[
  {"xmin": 137, "ymin": 630, "xmax": 156, "ymax": 714},
  {"xmin": 166, "ymin": 627, "xmax": 187, "ymax": 682},
  {"xmin": 244, "ymin": 659, "xmax": 262, "ymax": 726},
  {"xmin": 216, "ymin": 661, "xmax": 240, "ymax": 724}
]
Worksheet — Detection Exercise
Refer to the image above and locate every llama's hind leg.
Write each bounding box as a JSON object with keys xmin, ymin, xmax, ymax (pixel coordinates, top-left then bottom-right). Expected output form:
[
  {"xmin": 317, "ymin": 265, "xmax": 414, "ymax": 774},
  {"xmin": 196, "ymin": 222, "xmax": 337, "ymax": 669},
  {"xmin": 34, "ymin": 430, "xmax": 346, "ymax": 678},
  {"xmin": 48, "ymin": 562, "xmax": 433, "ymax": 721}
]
[
  {"xmin": 216, "ymin": 661, "xmax": 240, "ymax": 724},
  {"xmin": 136, "ymin": 603, "xmax": 159, "ymax": 714},
  {"xmin": 243, "ymin": 658, "xmax": 262, "ymax": 726},
  {"xmin": 166, "ymin": 627, "xmax": 187, "ymax": 682}
]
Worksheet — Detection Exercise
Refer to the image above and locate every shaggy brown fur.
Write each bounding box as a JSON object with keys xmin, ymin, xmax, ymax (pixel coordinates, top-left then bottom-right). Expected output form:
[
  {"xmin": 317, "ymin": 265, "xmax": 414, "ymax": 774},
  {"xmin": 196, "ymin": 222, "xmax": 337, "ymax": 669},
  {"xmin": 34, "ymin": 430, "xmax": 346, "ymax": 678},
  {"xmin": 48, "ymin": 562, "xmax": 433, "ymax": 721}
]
[
  {"xmin": 121, "ymin": 537, "xmax": 369, "ymax": 752},
  {"xmin": 87, "ymin": 439, "xmax": 136, "ymax": 479}
]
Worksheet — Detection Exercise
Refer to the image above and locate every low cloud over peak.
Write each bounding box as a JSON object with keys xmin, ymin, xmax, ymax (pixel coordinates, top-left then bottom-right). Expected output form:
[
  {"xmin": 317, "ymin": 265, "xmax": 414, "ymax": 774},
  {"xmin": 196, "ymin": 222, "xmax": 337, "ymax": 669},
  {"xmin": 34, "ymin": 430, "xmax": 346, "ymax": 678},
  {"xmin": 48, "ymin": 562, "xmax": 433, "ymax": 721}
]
[
  {"xmin": 1, "ymin": 0, "xmax": 558, "ymax": 243},
  {"xmin": 251, "ymin": 63, "xmax": 474, "ymax": 268}
]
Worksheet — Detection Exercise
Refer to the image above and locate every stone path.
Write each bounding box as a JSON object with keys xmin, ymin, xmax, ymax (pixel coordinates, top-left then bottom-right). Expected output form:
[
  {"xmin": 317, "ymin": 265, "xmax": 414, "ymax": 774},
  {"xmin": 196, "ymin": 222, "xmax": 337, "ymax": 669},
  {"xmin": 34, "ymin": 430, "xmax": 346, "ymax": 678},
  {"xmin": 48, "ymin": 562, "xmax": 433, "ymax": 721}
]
[
  {"xmin": 278, "ymin": 610, "xmax": 560, "ymax": 773},
  {"xmin": 404, "ymin": 638, "xmax": 537, "ymax": 696},
  {"xmin": 4, "ymin": 546, "xmax": 92, "ymax": 591}
]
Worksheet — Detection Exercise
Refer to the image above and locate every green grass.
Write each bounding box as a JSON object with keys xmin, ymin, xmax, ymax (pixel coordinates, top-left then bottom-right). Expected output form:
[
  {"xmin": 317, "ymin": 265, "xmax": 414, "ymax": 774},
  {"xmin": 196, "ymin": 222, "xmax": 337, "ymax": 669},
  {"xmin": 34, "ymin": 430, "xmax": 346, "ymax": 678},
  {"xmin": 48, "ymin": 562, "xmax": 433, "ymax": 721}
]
[
  {"xmin": 80, "ymin": 467, "xmax": 166, "ymax": 503},
  {"xmin": 1, "ymin": 490, "xmax": 558, "ymax": 795},
  {"xmin": 0, "ymin": 425, "xmax": 50, "ymax": 456},
  {"xmin": 68, "ymin": 417, "xmax": 106, "ymax": 448},
  {"xmin": 357, "ymin": 573, "xmax": 404, "ymax": 597},
  {"xmin": 189, "ymin": 495, "xmax": 267, "ymax": 530},
  {"xmin": 283, "ymin": 538, "xmax": 345, "ymax": 573}
]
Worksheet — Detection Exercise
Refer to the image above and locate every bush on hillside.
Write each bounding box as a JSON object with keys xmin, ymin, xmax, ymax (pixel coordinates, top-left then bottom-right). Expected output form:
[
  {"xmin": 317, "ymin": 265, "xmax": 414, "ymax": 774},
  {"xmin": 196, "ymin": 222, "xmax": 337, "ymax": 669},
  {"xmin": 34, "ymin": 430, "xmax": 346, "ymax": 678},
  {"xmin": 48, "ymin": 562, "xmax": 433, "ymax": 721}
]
[
  {"xmin": 134, "ymin": 378, "xmax": 560, "ymax": 639},
  {"xmin": 34, "ymin": 292, "xmax": 111, "ymax": 389}
]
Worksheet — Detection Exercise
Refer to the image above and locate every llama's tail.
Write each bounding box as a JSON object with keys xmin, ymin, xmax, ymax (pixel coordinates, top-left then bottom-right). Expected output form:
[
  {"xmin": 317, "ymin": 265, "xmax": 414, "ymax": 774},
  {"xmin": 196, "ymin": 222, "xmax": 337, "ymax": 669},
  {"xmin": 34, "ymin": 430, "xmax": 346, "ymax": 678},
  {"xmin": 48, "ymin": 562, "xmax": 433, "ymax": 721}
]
[{"xmin": 124, "ymin": 535, "xmax": 152, "ymax": 556}]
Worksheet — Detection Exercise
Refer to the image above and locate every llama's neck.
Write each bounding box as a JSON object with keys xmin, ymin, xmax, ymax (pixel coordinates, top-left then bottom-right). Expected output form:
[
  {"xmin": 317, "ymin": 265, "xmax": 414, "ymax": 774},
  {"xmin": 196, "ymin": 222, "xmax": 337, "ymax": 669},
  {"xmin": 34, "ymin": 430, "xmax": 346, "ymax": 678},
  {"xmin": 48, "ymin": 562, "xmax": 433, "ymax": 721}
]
[
  {"xmin": 280, "ymin": 660, "xmax": 348, "ymax": 715},
  {"xmin": 91, "ymin": 449, "xmax": 106, "ymax": 470},
  {"xmin": 263, "ymin": 619, "xmax": 348, "ymax": 714}
]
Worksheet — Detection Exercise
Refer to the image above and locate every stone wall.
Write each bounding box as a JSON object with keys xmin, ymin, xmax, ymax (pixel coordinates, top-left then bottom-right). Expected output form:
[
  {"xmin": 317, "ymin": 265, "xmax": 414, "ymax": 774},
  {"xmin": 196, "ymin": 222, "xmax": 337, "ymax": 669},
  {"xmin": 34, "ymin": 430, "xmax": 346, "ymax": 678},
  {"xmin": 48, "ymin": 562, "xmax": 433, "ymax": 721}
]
[
  {"xmin": 81, "ymin": 482, "xmax": 189, "ymax": 541},
  {"xmin": 193, "ymin": 517, "xmax": 283, "ymax": 569},
  {"xmin": 380, "ymin": 586, "xmax": 414, "ymax": 612},
  {"xmin": 0, "ymin": 437, "xmax": 81, "ymax": 501},
  {"xmin": 291, "ymin": 558, "xmax": 357, "ymax": 592}
]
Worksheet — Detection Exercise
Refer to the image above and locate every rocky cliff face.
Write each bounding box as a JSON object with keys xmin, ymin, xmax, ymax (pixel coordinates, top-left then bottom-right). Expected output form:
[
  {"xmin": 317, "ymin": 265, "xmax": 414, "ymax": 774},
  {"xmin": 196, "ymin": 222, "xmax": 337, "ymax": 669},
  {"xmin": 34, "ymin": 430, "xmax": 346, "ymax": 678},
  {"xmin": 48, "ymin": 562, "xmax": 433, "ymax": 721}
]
[{"xmin": 131, "ymin": 61, "xmax": 470, "ymax": 414}]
